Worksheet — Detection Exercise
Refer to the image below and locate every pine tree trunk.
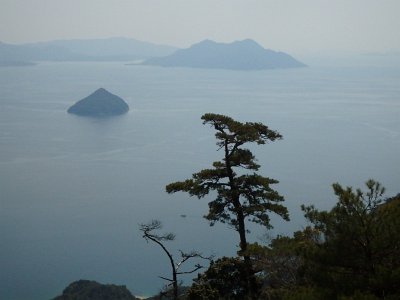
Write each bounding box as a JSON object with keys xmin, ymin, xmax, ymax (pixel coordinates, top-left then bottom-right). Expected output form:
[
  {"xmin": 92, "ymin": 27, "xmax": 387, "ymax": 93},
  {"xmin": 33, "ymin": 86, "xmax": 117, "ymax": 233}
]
[{"xmin": 225, "ymin": 142, "xmax": 258, "ymax": 299}]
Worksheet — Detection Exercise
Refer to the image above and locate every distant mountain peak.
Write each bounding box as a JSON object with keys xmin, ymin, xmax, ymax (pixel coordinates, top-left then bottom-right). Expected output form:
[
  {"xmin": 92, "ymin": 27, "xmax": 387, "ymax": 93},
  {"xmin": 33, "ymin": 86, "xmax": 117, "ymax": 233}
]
[
  {"xmin": 143, "ymin": 39, "xmax": 305, "ymax": 70},
  {"xmin": 67, "ymin": 88, "xmax": 129, "ymax": 117},
  {"xmin": 93, "ymin": 87, "xmax": 108, "ymax": 94},
  {"xmin": 192, "ymin": 39, "xmax": 262, "ymax": 49},
  {"xmin": 233, "ymin": 39, "xmax": 261, "ymax": 45},
  {"xmin": 197, "ymin": 39, "xmax": 215, "ymax": 44}
]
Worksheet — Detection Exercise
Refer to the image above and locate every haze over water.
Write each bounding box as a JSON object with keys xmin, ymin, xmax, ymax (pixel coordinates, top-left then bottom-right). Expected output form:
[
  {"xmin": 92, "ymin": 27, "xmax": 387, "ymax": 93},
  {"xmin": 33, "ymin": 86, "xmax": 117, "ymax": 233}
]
[{"xmin": 0, "ymin": 61, "xmax": 399, "ymax": 299}]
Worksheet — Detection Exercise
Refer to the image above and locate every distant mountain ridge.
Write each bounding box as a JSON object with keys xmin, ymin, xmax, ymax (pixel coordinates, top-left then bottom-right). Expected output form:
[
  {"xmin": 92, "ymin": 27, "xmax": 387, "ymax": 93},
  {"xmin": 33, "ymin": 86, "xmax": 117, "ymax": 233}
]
[
  {"xmin": 0, "ymin": 38, "xmax": 305, "ymax": 70},
  {"xmin": 143, "ymin": 39, "xmax": 306, "ymax": 70},
  {"xmin": 0, "ymin": 38, "xmax": 177, "ymax": 63}
]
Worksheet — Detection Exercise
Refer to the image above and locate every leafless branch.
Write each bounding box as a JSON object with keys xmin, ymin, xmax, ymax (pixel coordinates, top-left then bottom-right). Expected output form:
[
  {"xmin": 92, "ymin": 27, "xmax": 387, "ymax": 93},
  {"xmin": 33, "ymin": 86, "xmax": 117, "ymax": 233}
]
[{"xmin": 158, "ymin": 276, "xmax": 174, "ymax": 282}]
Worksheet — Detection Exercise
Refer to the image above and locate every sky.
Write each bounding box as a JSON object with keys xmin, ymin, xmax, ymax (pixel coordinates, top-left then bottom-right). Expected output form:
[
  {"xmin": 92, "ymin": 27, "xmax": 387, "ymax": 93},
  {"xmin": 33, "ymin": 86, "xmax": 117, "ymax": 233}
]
[{"xmin": 1, "ymin": 0, "xmax": 400, "ymax": 55}]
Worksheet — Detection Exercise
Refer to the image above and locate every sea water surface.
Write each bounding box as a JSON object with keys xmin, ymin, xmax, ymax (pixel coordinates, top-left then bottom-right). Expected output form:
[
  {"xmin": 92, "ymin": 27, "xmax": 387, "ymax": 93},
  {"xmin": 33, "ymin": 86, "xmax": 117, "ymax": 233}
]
[{"xmin": 0, "ymin": 62, "xmax": 399, "ymax": 299}]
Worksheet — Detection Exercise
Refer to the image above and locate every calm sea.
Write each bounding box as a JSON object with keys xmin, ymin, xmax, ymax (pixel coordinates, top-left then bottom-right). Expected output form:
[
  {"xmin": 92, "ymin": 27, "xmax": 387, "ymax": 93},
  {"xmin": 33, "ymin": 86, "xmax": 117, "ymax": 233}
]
[{"xmin": 0, "ymin": 62, "xmax": 399, "ymax": 299}]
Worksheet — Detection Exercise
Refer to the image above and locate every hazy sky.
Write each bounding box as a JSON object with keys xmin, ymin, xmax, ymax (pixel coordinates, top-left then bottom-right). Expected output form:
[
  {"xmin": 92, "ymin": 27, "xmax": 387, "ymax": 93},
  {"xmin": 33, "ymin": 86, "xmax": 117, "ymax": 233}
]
[{"xmin": 1, "ymin": 0, "xmax": 399, "ymax": 54}]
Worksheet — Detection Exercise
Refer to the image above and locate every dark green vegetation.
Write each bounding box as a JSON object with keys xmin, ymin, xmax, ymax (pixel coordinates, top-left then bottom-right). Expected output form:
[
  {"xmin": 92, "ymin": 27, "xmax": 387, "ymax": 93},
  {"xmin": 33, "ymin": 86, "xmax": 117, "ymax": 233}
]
[
  {"xmin": 164, "ymin": 114, "xmax": 399, "ymax": 299},
  {"xmin": 166, "ymin": 113, "xmax": 289, "ymax": 299},
  {"xmin": 52, "ymin": 280, "xmax": 137, "ymax": 300},
  {"xmin": 54, "ymin": 114, "xmax": 399, "ymax": 299},
  {"xmin": 182, "ymin": 180, "xmax": 400, "ymax": 300},
  {"xmin": 67, "ymin": 88, "xmax": 129, "ymax": 117}
]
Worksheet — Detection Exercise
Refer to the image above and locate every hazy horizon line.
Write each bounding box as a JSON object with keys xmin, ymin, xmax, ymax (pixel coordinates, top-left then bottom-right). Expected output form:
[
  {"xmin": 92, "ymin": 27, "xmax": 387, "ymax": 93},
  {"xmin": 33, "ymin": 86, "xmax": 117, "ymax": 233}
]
[{"xmin": 2, "ymin": 36, "xmax": 400, "ymax": 57}]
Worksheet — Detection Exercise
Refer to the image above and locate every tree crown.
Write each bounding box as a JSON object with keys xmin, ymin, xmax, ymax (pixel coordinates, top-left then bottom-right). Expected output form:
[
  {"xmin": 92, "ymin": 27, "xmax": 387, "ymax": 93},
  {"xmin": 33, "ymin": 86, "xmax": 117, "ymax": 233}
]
[{"xmin": 166, "ymin": 113, "xmax": 288, "ymax": 230}]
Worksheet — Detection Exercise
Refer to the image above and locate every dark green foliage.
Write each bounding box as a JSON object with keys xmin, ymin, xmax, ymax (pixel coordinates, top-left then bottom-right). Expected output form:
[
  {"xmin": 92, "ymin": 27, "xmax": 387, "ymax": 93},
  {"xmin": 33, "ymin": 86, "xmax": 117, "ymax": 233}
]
[
  {"xmin": 299, "ymin": 180, "xmax": 400, "ymax": 299},
  {"xmin": 53, "ymin": 280, "xmax": 137, "ymax": 300},
  {"xmin": 186, "ymin": 257, "xmax": 253, "ymax": 300},
  {"xmin": 145, "ymin": 286, "xmax": 190, "ymax": 300},
  {"xmin": 166, "ymin": 113, "xmax": 288, "ymax": 246},
  {"xmin": 241, "ymin": 231, "xmax": 321, "ymax": 299},
  {"xmin": 204, "ymin": 180, "xmax": 400, "ymax": 300},
  {"xmin": 166, "ymin": 113, "xmax": 289, "ymax": 298}
]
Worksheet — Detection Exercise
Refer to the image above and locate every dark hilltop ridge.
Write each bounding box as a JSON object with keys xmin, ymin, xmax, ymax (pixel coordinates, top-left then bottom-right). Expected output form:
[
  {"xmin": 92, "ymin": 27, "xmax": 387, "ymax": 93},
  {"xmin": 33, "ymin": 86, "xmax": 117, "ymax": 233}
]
[
  {"xmin": 143, "ymin": 39, "xmax": 306, "ymax": 70},
  {"xmin": 68, "ymin": 88, "xmax": 129, "ymax": 117},
  {"xmin": 52, "ymin": 280, "xmax": 138, "ymax": 300}
]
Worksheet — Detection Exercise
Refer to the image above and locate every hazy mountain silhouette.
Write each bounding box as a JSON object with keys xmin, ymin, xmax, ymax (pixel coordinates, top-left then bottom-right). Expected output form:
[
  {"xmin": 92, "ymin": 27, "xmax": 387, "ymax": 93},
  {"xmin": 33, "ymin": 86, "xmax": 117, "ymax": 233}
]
[
  {"xmin": 68, "ymin": 88, "xmax": 129, "ymax": 117},
  {"xmin": 0, "ymin": 41, "xmax": 80, "ymax": 63},
  {"xmin": 143, "ymin": 39, "xmax": 306, "ymax": 70},
  {"xmin": 0, "ymin": 38, "xmax": 177, "ymax": 62},
  {"xmin": 27, "ymin": 37, "xmax": 177, "ymax": 60}
]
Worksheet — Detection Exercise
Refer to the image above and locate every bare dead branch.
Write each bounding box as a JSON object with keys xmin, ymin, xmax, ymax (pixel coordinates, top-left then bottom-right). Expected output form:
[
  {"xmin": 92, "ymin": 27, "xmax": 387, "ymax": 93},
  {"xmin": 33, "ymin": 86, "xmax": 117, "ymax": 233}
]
[{"xmin": 158, "ymin": 276, "xmax": 174, "ymax": 282}]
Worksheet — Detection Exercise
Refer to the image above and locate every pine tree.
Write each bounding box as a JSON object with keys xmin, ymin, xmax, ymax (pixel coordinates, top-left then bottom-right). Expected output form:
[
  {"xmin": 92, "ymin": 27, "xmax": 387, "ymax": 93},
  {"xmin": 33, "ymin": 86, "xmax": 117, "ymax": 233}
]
[{"xmin": 166, "ymin": 113, "xmax": 289, "ymax": 297}]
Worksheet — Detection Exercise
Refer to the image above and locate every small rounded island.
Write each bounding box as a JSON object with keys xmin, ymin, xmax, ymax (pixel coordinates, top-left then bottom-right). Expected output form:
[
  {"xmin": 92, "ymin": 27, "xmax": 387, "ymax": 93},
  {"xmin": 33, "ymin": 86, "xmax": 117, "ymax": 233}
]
[{"xmin": 68, "ymin": 88, "xmax": 129, "ymax": 117}]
